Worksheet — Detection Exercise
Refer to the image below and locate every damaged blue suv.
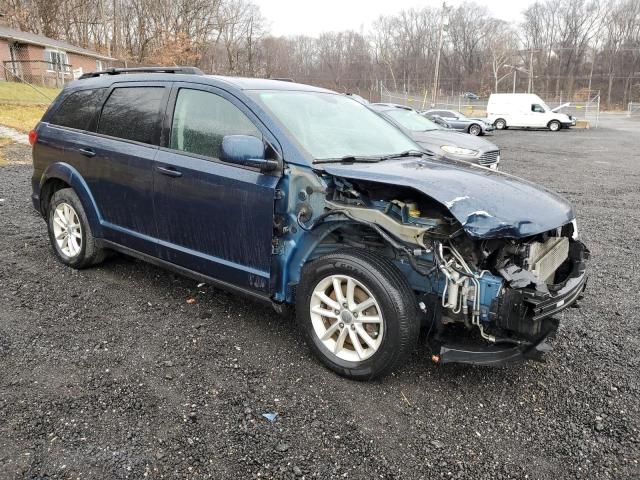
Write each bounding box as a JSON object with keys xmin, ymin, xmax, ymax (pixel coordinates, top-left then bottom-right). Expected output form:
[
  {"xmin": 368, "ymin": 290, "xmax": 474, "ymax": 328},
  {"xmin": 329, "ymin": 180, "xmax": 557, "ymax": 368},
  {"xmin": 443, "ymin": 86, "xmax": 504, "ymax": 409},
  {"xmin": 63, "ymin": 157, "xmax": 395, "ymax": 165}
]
[{"xmin": 31, "ymin": 67, "xmax": 589, "ymax": 379}]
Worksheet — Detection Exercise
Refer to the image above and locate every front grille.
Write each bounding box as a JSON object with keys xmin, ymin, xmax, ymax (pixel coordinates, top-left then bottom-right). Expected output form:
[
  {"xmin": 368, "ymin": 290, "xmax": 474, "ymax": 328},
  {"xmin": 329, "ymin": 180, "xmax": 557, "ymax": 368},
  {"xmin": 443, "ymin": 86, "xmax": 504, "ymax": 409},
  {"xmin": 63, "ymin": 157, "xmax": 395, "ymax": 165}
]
[{"xmin": 478, "ymin": 150, "xmax": 500, "ymax": 166}]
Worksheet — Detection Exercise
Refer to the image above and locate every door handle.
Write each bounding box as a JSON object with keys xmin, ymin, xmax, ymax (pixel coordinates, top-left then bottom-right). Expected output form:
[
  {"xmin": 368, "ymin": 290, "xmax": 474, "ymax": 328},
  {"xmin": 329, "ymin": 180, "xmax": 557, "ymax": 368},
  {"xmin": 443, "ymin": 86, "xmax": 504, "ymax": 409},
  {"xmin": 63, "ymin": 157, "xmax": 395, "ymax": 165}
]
[
  {"xmin": 78, "ymin": 147, "xmax": 96, "ymax": 158},
  {"xmin": 156, "ymin": 165, "xmax": 183, "ymax": 178}
]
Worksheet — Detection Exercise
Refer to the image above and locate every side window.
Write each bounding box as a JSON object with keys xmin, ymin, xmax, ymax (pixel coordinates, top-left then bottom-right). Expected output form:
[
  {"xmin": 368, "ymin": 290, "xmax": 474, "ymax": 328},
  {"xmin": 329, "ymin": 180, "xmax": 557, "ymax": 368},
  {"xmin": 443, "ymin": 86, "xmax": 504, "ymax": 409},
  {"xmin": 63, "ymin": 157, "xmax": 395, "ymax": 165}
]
[
  {"xmin": 170, "ymin": 89, "xmax": 261, "ymax": 160},
  {"xmin": 49, "ymin": 88, "xmax": 106, "ymax": 130},
  {"xmin": 532, "ymin": 104, "xmax": 545, "ymax": 113},
  {"xmin": 97, "ymin": 87, "xmax": 165, "ymax": 145}
]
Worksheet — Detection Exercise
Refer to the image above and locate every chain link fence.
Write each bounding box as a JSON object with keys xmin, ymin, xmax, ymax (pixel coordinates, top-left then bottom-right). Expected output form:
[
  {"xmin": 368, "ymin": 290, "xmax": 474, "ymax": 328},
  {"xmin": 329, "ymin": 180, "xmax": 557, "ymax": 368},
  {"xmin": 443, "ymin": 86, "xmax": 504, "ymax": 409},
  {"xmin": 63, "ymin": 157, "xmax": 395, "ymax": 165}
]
[
  {"xmin": 628, "ymin": 102, "xmax": 640, "ymax": 117},
  {"xmin": 380, "ymin": 84, "xmax": 601, "ymax": 127}
]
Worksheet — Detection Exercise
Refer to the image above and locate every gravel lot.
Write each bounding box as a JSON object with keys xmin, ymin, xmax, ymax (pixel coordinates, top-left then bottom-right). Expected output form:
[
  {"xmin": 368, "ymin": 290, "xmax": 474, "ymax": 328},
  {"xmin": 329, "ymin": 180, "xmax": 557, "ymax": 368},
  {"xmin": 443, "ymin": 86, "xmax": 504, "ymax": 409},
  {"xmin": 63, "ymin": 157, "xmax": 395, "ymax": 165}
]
[{"xmin": 1, "ymin": 119, "xmax": 639, "ymax": 479}]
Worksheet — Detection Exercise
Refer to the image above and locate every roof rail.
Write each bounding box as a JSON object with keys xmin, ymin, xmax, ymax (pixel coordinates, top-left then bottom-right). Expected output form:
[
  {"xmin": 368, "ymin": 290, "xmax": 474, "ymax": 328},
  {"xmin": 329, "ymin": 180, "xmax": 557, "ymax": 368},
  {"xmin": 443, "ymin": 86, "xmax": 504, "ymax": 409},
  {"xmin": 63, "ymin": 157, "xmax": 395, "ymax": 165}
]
[
  {"xmin": 79, "ymin": 66, "xmax": 204, "ymax": 79},
  {"xmin": 271, "ymin": 77, "xmax": 294, "ymax": 82}
]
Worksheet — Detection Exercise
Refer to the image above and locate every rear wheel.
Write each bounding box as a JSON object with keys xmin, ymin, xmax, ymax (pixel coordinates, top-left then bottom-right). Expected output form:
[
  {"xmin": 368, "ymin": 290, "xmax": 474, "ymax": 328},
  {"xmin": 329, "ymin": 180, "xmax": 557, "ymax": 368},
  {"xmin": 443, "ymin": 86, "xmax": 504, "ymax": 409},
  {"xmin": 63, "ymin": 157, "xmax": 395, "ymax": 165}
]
[
  {"xmin": 548, "ymin": 120, "xmax": 561, "ymax": 132},
  {"xmin": 494, "ymin": 118, "xmax": 507, "ymax": 130},
  {"xmin": 47, "ymin": 188, "xmax": 105, "ymax": 268},
  {"xmin": 296, "ymin": 249, "xmax": 419, "ymax": 380},
  {"xmin": 468, "ymin": 123, "xmax": 482, "ymax": 136}
]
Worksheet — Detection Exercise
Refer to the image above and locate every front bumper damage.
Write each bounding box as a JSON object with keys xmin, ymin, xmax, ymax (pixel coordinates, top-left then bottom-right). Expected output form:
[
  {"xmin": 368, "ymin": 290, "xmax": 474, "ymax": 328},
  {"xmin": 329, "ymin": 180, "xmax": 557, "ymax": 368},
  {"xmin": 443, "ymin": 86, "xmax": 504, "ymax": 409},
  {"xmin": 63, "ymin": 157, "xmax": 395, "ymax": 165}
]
[{"xmin": 433, "ymin": 241, "xmax": 589, "ymax": 366}]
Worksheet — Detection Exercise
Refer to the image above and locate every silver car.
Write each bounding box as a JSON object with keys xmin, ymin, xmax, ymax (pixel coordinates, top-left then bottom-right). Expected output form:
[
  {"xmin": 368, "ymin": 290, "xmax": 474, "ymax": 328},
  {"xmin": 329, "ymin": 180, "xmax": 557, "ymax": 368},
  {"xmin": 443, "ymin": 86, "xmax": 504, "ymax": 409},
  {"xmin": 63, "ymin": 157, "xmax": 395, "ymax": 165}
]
[
  {"xmin": 369, "ymin": 103, "xmax": 501, "ymax": 169},
  {"xmin": 422, "ymin": 109, "xmax": 494, "ymax": 136}
]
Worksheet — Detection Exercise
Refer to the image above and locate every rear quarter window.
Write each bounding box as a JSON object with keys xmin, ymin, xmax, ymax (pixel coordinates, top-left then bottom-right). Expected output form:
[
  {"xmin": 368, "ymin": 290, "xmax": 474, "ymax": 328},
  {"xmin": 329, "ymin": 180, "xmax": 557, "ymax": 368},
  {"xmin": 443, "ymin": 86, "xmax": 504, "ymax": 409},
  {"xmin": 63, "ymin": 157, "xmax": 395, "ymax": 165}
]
[
  {"xmin": 97, "ymin": 87, "xmax": 166, "ymax": 145},
  {"xmin": 49, "ymin": 88, "xmax": 106, "ymax": 130}
]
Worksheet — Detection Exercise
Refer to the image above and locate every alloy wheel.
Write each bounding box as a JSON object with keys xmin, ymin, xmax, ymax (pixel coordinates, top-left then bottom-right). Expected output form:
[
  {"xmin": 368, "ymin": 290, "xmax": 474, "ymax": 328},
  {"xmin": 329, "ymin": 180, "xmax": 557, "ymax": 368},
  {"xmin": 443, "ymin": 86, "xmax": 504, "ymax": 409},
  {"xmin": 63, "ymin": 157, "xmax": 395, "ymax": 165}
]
[
  {"xmin": 309, "ymin": 274, "xmax": 384, "ymax": 362},
  {"xmin": 52, "ymin": 202, "xmax": 83, "ymax": 258}
]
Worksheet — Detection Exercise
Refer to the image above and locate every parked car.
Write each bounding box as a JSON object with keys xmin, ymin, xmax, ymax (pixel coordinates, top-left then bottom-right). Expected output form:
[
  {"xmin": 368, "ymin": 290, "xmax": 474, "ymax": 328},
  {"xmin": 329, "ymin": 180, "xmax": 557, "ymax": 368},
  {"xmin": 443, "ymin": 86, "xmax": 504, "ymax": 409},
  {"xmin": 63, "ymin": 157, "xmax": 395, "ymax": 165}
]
[
  {"xmin": 422, "ymin": 109, "xmax": 494, "ymax": 136},
  {"xmin": 487, "ymin": 93, "xmax": 576, "ymax": 131},
  {"xmin": 30, "ymin": 68, "xmax": 589, "ymax": 379},
  {"xmin": 463, "ymin": 92, "xmax": 480, "ymax": 100},
  {"xmin": 369, "ymin": 103, "xmax": 501, "ymax": 168}
]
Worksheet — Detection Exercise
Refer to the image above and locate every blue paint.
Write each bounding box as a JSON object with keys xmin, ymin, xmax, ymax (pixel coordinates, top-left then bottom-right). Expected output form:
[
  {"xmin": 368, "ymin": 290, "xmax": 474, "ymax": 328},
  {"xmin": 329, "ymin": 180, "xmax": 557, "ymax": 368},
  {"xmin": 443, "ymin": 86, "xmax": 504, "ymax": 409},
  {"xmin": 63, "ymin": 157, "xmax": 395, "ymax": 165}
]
[{"xmin": 32, "ymin": 73, "xmax": 572, "ymax": 308}]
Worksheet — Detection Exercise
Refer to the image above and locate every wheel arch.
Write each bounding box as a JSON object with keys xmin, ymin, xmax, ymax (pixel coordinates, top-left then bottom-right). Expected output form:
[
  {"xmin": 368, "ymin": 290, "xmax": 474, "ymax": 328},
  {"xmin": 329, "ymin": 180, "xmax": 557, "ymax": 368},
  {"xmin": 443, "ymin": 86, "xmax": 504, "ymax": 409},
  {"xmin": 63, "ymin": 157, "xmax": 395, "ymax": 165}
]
[
  {"xmin": 547, "ymin": 119, "xmax": 562, "ymax": 130},
  {"xmin": 39, "ymin": 163, "xmax": 103, "ymax": 237},
  {"xmin": 280, "ymin": 221, "xmax": 391, "ymax": 304},
  {"xmin": 468, "ymin": 123, "xmax": 482, "ymax": 134}
]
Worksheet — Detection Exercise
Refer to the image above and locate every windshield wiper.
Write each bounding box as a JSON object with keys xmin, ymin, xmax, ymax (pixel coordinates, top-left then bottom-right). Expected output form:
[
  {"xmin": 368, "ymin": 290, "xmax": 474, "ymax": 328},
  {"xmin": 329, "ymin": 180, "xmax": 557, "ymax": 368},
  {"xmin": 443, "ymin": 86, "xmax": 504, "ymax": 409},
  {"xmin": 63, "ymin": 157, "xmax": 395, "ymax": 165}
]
[
  {"xmin": 316, "ymin": 155, "xmax": 386, "ymax": 164},
  {"xmin": 316, "ymin": 150, "xmax": 425, "ymax": 164},
  {"xmin": 379, "ymin": 150, "xmax": 426, "ymax": 160}
]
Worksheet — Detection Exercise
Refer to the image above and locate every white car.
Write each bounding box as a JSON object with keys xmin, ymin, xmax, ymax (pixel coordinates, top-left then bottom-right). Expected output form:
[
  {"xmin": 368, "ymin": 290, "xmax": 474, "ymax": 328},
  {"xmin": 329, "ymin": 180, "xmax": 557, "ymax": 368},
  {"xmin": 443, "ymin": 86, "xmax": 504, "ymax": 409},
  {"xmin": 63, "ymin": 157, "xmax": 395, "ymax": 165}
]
[{"xmin": 487, "ymin": 93, "xmax": 576, "ymax": 132}]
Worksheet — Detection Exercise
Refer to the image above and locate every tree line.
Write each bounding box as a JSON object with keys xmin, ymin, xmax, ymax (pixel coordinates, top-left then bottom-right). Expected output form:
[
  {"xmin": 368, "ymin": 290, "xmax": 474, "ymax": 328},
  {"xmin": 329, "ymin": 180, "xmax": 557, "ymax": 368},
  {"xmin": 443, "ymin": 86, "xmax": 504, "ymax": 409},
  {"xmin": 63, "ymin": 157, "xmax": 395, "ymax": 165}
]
[{"xmin": 2, "ymin": 0, "xmax": 639, "ymax": 107}]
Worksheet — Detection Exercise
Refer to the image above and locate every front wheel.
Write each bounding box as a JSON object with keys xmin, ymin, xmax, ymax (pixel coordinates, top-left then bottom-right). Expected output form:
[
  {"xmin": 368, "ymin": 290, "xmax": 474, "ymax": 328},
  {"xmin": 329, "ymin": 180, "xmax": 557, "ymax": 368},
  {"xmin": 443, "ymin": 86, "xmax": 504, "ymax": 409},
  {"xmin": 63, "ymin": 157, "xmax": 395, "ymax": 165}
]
[
  {"xmin": 468, "ymin": 124, "xmax": 482, "ymax": 136},
  {"xmin": 548, "ymin": 120, "xmax": 561, "ymax": 132},
  {"xmin": 296, "ymin": 249, "xmax": 419, "ymax": 380},
  {"xmin": 494, "ymin": 118, "xmax": 507, "ymax": 130}
]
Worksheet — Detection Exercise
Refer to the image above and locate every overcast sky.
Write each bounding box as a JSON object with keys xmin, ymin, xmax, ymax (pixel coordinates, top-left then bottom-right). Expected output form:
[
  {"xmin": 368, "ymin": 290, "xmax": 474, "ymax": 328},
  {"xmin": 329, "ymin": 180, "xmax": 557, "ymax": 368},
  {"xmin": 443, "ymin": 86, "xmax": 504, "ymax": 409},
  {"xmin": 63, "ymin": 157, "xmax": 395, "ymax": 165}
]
[{"xmin": 258, "ymin": 0, "xmax": 534, "ymax": 37}]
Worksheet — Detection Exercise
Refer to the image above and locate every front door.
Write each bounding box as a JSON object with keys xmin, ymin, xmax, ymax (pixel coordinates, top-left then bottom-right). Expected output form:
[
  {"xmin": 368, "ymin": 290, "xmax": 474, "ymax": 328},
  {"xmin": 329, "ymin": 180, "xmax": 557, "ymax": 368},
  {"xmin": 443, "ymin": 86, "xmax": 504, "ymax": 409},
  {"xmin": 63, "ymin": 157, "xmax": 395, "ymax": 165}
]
[
  {"xmin": 153, "ymin": 85, "xmax": 280, "ymax": 294},
  {"xmin": 524, "ymin": 103, "xmax": 546, "ymax": 127}
]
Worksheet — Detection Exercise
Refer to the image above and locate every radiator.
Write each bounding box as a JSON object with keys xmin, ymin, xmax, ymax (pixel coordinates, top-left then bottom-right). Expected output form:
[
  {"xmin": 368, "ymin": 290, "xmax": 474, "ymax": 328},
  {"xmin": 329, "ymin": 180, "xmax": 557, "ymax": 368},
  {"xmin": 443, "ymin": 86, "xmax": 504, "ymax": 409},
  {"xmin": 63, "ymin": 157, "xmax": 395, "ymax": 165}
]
[{"xmin": 527, "ymin": 237, "xmax": 569, "ymax": 283}]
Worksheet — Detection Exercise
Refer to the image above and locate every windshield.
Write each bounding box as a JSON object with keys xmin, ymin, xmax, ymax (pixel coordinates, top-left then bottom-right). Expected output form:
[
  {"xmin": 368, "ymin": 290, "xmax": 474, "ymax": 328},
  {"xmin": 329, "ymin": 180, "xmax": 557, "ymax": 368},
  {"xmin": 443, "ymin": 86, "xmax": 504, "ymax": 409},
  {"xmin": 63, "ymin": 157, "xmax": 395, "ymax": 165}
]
[
  {"xmin": 249, "ymin": 91, "xmax": 418, "ymax": 161},
  {"xmin": 384, "ymin": 109, "xmax": 440, "ymax": 132}
]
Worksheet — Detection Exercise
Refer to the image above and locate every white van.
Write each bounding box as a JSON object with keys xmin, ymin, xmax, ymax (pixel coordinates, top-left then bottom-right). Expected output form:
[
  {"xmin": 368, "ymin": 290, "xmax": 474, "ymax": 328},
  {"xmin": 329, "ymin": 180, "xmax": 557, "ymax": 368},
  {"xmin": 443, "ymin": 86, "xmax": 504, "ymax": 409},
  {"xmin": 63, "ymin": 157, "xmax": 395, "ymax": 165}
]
[{"xmin": 487, "ymin": 93, "xmax": 576, "ymax": 132}]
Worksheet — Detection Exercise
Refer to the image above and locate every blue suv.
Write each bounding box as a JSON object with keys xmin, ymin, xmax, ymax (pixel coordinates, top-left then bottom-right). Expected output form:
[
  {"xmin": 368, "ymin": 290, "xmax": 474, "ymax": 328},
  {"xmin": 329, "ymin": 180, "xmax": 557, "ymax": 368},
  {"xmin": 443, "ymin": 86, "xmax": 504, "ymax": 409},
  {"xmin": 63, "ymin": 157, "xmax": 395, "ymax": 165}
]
[{"xmin": 31, "ymin": 67, "xmax": 589, "ymax": 379}]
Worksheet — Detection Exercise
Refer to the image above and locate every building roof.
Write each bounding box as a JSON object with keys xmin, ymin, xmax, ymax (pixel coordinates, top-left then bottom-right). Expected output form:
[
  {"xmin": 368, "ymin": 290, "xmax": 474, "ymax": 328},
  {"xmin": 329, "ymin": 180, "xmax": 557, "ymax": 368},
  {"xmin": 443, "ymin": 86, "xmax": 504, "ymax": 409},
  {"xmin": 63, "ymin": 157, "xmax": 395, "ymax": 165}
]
[{"xmin": 0, "ymin": 25, "xmax": 115, "ymax": 60}]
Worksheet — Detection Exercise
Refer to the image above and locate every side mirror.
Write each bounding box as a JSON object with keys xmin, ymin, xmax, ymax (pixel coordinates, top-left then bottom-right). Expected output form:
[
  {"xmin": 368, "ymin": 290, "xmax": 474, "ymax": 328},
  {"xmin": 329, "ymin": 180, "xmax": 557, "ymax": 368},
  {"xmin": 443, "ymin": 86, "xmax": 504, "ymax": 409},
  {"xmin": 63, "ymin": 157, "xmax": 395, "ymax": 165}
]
[{"xmin": 221, "ymin": 135, "xmax": 279, "ymax": 172}]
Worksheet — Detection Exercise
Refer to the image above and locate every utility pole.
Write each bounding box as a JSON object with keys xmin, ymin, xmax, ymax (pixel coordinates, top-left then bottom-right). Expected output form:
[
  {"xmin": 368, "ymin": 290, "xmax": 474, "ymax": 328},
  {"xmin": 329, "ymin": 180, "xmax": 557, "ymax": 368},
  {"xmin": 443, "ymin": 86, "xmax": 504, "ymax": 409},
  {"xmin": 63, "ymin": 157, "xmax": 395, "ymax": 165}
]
[
  {"xmin": 528, "ymin": 49, "xmax": 534, "ymax": 93},
  {"xmin": 111, "ymin": 0, "xmax": 119, "ymax": 61},
  {"xmin": 512, "ymin": 69, "xmax": 516, "ymax": 93},
  {"xmin": 431, "ymin": 2, "xmax": 447, "ymax": 105}
]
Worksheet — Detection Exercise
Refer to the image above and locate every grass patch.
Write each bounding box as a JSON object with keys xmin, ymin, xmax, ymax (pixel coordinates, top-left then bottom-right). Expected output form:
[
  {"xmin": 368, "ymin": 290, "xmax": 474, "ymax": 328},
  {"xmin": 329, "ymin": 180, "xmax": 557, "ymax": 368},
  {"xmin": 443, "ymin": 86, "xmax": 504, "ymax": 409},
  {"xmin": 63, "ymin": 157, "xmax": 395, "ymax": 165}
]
[
  {"xmin": 0, "ymin": 104, "xmax": 48, "ymax": 132},
  {"xmin": 0, "ymin": 136, "xmax": 13, "ymax": 165},
  {"xmin": 0, "ymin": 81, "xmax": 59, "ymax": 104}
]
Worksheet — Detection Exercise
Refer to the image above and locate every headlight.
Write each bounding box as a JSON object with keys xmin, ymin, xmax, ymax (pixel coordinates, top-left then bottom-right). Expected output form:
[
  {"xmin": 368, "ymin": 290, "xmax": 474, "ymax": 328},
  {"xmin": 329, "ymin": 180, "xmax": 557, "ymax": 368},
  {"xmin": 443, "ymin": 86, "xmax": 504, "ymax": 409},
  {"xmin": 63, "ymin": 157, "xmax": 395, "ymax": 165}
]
[
  {"xmin": 571, "ymin": 218, "xmax": 579, "ymax": 240},
  {"xmin": 441, "ymin": 145, "xmax": 478, "ymax": 156}
]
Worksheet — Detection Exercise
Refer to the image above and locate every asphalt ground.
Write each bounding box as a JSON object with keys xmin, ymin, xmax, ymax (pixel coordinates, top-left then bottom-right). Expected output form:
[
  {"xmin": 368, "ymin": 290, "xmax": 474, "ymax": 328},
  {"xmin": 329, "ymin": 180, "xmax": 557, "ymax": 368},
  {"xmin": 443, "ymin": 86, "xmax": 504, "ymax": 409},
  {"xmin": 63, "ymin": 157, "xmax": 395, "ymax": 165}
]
[{"xmin": 0, "ymin": 118, "xmax": 638, "ymax": 479}]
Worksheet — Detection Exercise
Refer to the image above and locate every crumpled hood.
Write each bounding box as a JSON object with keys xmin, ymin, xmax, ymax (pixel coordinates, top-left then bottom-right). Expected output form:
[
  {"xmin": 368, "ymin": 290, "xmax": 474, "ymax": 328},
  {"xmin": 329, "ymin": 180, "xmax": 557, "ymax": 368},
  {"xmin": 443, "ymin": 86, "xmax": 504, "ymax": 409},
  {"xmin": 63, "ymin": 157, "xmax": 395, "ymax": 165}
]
[
  {"xmin": 412, "ymin": 129, "xmax": 497, "ymax": 152},
  {"xmin": 320, "ymin": 157, "xmax": 575, "ymax": 239}
]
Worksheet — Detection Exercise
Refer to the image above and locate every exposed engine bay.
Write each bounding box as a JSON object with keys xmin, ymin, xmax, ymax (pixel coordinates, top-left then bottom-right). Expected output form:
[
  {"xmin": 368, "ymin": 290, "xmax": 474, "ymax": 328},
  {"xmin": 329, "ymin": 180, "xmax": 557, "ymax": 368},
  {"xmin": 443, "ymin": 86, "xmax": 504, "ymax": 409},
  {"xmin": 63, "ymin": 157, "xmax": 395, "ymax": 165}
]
[{"xmin": 301, "ymin": 176, "xmax": 590, "ymax": 365}]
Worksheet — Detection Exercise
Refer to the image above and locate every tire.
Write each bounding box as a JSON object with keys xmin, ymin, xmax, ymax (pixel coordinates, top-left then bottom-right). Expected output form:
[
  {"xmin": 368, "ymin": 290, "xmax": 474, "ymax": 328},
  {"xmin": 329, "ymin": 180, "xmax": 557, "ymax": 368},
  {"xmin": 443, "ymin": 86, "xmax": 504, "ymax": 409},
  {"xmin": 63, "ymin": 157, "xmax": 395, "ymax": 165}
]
[
  {"xmin": 47, "ymin": 188, "xmax": 105, "ymax": 269},
  {"xmin": 295, "ymin": 249, "xmax": 419, "ymax": 380},
  {"xmin": 548, "ymin": 120, "xmax": 561, "ymax": 132},
  {"xmin": 468, "ymin": 123, "xmax": 482, "ymax": 136},
  {"xmin": 494, "ymin": 118, "xmax": 507, "ymax": 130}
]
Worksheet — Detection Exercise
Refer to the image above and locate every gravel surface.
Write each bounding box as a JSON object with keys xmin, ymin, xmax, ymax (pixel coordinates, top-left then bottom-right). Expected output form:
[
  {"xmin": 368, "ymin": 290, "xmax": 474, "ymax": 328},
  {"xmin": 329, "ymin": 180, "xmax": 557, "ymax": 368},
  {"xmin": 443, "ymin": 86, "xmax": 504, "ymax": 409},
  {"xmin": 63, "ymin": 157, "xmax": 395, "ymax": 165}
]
[{"xmin": 0, "ymin": 121, "xmax": 639, "ymax": 479}]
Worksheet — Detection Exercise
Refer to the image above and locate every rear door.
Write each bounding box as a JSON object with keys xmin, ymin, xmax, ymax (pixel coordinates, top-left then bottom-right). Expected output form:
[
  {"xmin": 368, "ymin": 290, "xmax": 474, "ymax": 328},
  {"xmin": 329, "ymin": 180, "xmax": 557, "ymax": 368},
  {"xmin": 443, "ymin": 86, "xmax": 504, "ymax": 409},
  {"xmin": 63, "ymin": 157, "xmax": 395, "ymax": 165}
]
[
  {"xmin": 90, "ymin": 82, "xmax": 170, "ymax": 255},
  {"xmin": 152, "ymin": 83, "xmax": 280, "ymax": 295}
]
